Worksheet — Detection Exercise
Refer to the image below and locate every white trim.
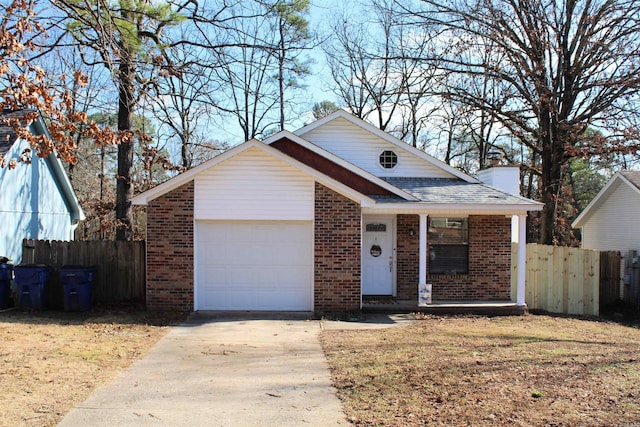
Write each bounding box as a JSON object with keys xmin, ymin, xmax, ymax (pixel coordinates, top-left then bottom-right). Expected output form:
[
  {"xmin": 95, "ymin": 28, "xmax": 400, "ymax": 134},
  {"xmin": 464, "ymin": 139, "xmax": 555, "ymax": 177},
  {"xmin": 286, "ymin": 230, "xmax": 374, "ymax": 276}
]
[
  {"xmin": 362, "ymin": 202, "xmax": 543, "ymax": 216},
  {"xmin": 419, "ymin": 214, "xmax": 428, "ymax": 286},
  {"xmin": 193, "ymin": 219, "xmax": 199, "ymax": 311},
  {"xmin": 516, "ymin": 214, "xmax": 527, "ymax": 307},
  {"xmin": 572, "ymin": 172, "xmax": 640, "ymax": 228},
  {"xmin": 28, "ymin": 114, "xmax": 85, "ymax": 222},
  {"xmin": 263, "ymin": 130, "xmax": 419, "ymax": 201},
  {"xmin": 378, "ymin": 149, "xmax": 399, "ymax": 171},
  {"xmin": 294, "ymin": 110, "xmax": 478, "ymax": 183},
  {"xmin": 132, "ymin": 139, "xmax": 375, "ymax": 208},
  {"xmin": 310, "ymin": 214, "xmax": 315, "ymax": 312}
]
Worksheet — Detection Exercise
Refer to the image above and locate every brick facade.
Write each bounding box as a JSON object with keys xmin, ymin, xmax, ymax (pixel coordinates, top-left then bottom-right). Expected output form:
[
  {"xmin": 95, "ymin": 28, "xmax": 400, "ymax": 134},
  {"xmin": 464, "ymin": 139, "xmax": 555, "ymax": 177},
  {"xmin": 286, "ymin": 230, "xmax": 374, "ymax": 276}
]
[
  {"xmin": 314, "ymin": 183, "xmax": 361, "ymax": 312},
  {"xmin": 396, "ymin": 215, "xmax": 511, "ymax": 301},
  {"xmin": 143, "ymin": 179, "xmax": 510, "ymax": 311},
  {"xmin": 396, "ymin": 214, "xmax": 420, "ymax": 300},
  {"xmin": 146, "ymin": 181, "xmax": 194, "ymax": 311}
]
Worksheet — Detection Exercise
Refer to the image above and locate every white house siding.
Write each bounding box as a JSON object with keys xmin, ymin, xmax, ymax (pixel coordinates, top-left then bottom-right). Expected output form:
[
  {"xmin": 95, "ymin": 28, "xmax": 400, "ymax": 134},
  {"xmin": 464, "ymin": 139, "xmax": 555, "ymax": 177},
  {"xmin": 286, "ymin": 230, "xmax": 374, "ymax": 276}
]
[
  {"xmin": 301, "ymin": 117, "xmax": 456, "ymax": 178},
  {"xmin": 477, "ymin": 167, "xmax": 520, "ymax": 196},
  {"xmin": 0, "ymin": 139, "xmax": 73, "ymax": 263},
  {"xmin": 194, "ymin": 146, "xmax": 314, "ymax": 220},
  {"xmin": 581, "ymin": 179, "xmax": 640, "ymax": 252}
]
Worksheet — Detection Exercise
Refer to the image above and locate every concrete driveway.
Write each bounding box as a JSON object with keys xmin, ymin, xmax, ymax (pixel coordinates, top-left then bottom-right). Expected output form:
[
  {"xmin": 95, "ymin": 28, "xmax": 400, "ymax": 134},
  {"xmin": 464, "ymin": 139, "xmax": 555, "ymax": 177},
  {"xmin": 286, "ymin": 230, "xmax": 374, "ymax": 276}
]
[{"xmin": 58, "ymin": 313, "xmax": 357, "ymax": 426}]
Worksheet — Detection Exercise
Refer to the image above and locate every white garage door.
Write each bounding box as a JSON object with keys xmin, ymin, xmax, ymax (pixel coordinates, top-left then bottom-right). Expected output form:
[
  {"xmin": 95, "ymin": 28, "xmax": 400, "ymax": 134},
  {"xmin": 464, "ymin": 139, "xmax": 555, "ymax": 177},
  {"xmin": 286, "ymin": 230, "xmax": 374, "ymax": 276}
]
[{"xmin": 195, "ymin": 221, "xmax": 313, "ymax": 311}]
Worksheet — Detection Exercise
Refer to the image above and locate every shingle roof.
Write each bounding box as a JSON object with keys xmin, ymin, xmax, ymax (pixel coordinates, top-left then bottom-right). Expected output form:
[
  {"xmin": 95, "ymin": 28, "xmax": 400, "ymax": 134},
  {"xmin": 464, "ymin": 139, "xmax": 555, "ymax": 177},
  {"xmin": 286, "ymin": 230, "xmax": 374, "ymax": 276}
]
[
  {"xmin": 620, "ymin": 170, "xmax": 640, "ymax": 190},
  {"xmin": 0, "ymin": 109, "xmax": 36, "ymax": 156},
  {"xmin": 381, "ymin": 177, "xmax": 538, "ymax": 205}
]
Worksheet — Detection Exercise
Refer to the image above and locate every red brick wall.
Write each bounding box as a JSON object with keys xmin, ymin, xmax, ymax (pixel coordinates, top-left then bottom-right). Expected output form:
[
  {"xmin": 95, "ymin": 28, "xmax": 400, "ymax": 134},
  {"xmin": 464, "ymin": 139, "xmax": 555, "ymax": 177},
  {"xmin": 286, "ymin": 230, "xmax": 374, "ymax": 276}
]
[
  {"xmin": 146, "ymin": 181, "xmax": 194, "ymax": 311},
  {"xmin": 397, "ymin": 214, "xmax": 420, "ymax": 300},
  {"xmin": 396, "ymin": 215, "xmax": 511, "ymax": 301},
  {"xmin": 314, "ymin": 183, "xmax": 361, "ymax": 312}
]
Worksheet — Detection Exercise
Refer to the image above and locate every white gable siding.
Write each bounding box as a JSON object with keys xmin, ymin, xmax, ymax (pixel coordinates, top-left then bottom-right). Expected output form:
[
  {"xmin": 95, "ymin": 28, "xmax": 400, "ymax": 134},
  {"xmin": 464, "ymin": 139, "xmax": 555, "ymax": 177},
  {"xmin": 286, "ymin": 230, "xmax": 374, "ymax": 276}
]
[
  {"xmin": 301, "ymin": 117, "xmax": 456, "ymax": 178},
  {"xmin": 194, "ymin": 147, "xmax": 314, "ymax": 220},
  {"xmin": 581, "ymin": 180, "xmax": 640, "ymax": 251}
]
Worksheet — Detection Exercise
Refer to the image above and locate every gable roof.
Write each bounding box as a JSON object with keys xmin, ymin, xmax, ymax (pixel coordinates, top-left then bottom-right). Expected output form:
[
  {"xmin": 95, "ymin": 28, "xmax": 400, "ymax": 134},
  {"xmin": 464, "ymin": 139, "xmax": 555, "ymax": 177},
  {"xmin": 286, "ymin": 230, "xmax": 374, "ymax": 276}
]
[
  {"xmin": 264, "ymin": 130, "xmax": 419, "ymax": 201},
  {"xmin": 1, "ymin": 109, "xmax": 84, "ymax": 222},
  {"xmin": 132, "ymin": 139, "xmax": 376, "ymax": 207},
  {"xmin": 294, "ymin": 110, "xmax": 478, "ymax": 183},
  {"xmin": 572, "ymin": 171, "xmax": 640, "ymax": 228}
]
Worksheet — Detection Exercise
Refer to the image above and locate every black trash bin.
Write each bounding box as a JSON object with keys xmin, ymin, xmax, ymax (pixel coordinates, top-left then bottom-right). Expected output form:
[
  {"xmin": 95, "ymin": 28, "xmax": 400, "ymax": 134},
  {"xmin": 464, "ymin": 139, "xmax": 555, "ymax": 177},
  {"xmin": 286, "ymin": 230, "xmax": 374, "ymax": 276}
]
[
  {"xmin": 60, "ymin": 266, "xmax": 96, "ymax": 311},
  {"xmin": 0, "ymin": 263, "xmax": 13, "ymax": 309},
  {"xmin": 14, "ymin": 265, "xmax": 50, "ymax": 310}
]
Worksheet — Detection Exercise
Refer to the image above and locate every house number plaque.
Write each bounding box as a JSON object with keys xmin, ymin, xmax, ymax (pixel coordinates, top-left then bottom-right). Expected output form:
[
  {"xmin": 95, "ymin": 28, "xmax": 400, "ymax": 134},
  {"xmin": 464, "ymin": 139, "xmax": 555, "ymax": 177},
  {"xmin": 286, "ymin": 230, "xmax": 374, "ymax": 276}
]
[{"xmin": 370, "ymin": 244, "xmax": 382, "ymax": 257}]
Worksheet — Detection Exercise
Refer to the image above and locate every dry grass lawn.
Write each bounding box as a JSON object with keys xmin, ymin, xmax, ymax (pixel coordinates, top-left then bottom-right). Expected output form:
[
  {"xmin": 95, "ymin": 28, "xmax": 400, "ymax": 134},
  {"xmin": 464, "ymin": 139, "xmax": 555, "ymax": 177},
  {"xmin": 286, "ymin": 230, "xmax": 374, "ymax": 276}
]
[
  {"xmin": 0, "ymin": 307, "xmax": 185, "ymax": 427},
  {"xmin": 321, "ymin": 314, "xmax": 640, "ymax": 427}
]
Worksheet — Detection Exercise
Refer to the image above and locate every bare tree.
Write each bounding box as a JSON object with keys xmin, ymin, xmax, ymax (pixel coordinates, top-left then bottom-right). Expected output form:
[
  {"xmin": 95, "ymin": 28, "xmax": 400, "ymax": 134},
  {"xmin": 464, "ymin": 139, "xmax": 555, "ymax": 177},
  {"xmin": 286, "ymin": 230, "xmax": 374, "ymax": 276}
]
[
  {"xmin": 211, "ymin": 3, "xmax": 280, "ymax": 140},
  {"xmin": 150, "ymin": 39, "xmax": 223, "ymax": 169},
  {"xmin": 324, "ymin": 0, "xmax": 439, "ymax": 145},
  {"xmin": 398, "ymin": 0, "xmax": 640, "ymax": 244},
  {"xmin": 47, "ymin": 0, "xmax": 185, "ymax": 240},
  {"xmin": 325, "ymin": 1, "xmax": 404, "ymax": 131}
]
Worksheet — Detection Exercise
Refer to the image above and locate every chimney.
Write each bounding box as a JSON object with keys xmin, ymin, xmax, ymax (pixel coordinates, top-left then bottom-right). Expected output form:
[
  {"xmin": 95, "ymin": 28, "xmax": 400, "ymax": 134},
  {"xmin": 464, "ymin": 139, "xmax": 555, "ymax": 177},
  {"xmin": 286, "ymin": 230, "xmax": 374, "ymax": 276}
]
[{"xmin": 477, "ymin": 164, "xmax": 521, "ymax": 196}]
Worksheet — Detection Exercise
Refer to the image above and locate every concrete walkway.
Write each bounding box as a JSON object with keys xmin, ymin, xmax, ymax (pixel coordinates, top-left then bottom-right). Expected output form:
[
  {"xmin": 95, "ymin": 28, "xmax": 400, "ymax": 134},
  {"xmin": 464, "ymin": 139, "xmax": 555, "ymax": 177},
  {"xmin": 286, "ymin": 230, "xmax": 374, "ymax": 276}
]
[{"xmin": 58, "ymin": 313, "xmax": 411, "ymax": 426}]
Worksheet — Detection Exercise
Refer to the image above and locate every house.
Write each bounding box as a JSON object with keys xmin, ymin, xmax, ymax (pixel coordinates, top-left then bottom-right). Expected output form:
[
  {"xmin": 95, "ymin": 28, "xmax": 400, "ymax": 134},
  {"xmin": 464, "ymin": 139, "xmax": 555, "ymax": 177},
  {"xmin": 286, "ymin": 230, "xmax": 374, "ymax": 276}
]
[
  {"xmin": 0, "ymin": 110, "xmax": 84, "ymax": 264},
  {"xmin": 572, "ymin": 171, "xmax": 640, "ymax": 252},
  {"xmin": 132, "ymin": 111, "xmax": 542, "ymax": 312}
]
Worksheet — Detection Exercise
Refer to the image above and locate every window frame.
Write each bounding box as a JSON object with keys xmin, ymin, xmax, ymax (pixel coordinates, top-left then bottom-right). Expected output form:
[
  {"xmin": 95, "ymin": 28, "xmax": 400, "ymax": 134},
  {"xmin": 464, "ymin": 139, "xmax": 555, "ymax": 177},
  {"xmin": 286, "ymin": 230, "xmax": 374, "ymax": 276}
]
[
  {"xmin": 379, "ymin": 150, "xmax": 398, "ymax": 169},
  {"xmin": 428, "ymin": 217, "xmax": 469, "ymax": 275}
]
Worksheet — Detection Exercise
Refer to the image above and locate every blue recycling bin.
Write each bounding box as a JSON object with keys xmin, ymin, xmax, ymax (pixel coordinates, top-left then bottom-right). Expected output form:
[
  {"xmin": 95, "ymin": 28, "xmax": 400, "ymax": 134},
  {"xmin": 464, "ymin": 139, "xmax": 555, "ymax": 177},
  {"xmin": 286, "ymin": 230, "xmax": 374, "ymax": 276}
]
[
  {"xmin": 0, "ymin": 263, "xmax": 13, "ymax": 309},
  {"xmin": 60, "ymin": 266, "xmax": 96, "ymax": 311},
  {"xmin": 14, "ymin": 265, "xmax": 50, "ymax": 310}
]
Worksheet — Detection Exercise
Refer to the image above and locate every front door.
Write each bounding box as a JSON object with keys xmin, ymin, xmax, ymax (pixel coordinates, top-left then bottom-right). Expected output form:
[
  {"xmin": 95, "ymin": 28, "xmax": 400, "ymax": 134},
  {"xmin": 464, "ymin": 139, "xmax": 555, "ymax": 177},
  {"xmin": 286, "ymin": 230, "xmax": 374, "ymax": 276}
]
[{"xmin": 362, "ymin": 215, "xmax": 395, "ymax": 295}]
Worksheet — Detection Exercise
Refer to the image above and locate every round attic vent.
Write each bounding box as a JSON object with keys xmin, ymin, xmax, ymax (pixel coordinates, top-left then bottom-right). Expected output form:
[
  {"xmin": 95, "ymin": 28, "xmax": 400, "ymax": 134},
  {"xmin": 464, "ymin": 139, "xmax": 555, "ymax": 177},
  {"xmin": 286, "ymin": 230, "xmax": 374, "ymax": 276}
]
[{"xmin": 379, "ymin": 150, "xmax": 398, "ymax": 169}]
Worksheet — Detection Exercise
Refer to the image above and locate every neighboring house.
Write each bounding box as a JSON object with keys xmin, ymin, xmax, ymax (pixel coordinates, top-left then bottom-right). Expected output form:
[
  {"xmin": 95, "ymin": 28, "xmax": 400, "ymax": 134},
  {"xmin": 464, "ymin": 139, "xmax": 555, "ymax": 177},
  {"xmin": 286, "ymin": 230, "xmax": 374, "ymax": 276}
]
[
  {"xmin": 0, "ymin": 110, "xmax": 84, "ymax": 264},
  {"xmin": 572, "ymin": 171, "xmax": 640, "ymax": 252},
  {"xmin": 133, "ymin": 111, "xmax": 542, "ymax": 312}
]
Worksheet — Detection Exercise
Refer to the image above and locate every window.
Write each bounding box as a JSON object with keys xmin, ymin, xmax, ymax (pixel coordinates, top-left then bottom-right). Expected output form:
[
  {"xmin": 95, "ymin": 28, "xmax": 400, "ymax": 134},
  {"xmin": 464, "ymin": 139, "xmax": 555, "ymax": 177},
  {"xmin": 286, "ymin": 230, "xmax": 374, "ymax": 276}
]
[
  {"xmin": 379, "ymin": 150, "xmax": 398, "ymax": 169},
  {"xmin": 429, "ymin": 217, "xmax": 468, "ymax": 274}
]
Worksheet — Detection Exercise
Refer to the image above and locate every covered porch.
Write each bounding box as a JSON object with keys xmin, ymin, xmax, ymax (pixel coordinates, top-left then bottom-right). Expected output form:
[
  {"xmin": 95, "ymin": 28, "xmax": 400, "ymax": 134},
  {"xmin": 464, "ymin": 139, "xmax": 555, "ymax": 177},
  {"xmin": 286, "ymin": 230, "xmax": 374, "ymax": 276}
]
[{"xmin": 360, "ymin": 210, "xmax": 529, "ymax": 311}]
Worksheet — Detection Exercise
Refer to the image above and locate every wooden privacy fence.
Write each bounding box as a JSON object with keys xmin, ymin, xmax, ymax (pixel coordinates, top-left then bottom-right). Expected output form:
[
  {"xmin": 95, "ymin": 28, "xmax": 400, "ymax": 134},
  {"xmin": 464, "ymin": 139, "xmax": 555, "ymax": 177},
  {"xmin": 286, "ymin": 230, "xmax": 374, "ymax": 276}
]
[
  {"xmin": 22, "ymin": 239, "xmax": 145, "ymax": 308},
  {"xmin": 512, "ymin": 244, "xmax": 620, "ymax": 316}
]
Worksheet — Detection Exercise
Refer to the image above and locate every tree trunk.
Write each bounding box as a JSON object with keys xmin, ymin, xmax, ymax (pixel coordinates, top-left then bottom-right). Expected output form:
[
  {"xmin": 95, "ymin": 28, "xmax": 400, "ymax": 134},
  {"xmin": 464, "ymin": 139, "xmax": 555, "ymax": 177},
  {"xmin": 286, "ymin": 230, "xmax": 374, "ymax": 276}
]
[
  {"xmin": 115, "ymin": 53, "xmax": 135, "ymax": 241},
  {"xmin": 278, "ymin": 19, "xmax": 286, "ymax": 132},
  {"xmin": 539, "ymin": 114, "xmax": 565, "ymax": 245}
]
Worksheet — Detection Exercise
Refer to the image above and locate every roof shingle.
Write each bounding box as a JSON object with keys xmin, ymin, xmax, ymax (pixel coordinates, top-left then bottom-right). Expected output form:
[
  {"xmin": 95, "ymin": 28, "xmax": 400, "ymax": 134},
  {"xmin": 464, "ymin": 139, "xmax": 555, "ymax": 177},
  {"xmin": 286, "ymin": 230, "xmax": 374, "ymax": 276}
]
[{"xmin": 381, "ymin": 177, "xmax": 538, "ymax": 205}]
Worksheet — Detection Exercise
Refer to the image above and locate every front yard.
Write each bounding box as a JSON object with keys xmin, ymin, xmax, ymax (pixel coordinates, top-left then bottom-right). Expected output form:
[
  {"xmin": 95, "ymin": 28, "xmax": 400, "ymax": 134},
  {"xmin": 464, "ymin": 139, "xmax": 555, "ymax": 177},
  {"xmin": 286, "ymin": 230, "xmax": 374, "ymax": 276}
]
[
  {"xmin": 321, "ymin": 314, "xmax": 640, "ymax": 426},
  {"xmin": 0, "ymin": 308, "xmax": 184, "ymax": 427}
]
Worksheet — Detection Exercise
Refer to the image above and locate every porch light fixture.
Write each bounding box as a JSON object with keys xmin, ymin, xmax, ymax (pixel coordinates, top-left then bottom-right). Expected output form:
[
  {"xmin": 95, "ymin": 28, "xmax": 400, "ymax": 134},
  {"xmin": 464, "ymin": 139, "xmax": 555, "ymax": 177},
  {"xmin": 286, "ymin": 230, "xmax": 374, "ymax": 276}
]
[{"xmin": 409, "ymin": 228, "xmax": 415, "ymax": 236}]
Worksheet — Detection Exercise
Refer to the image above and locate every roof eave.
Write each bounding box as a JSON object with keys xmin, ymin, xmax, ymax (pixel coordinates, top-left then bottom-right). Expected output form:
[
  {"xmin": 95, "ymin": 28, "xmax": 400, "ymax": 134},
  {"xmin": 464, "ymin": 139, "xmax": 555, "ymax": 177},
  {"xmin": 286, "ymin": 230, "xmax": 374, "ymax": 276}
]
[
  {"xmin": 364, "ymin": 201, "xmax": 543, "ymax": 214},
  {"xmin": 571, "ymin": 172, "xmax": 639, "ymax": 228},
  {"xmin": 31, "ymin": 116, "xmax": 85, "ymax": 221}
]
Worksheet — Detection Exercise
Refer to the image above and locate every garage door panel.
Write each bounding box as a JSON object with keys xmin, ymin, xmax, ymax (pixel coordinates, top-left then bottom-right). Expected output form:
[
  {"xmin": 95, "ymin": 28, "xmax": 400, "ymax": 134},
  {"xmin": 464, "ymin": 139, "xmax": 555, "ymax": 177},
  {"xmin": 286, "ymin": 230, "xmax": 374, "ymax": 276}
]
[{"xmin": 196, "ymin": 221, "xmax": 312, "ymax": 311}]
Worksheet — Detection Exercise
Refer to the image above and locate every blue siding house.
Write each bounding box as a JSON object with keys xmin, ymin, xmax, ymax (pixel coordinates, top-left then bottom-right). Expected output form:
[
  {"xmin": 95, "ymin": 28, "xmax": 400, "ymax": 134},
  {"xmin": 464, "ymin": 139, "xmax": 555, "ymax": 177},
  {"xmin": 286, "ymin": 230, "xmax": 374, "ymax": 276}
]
[{"xmin": 0, "ymin": 110, "xmax": 84, "ymax": 263}]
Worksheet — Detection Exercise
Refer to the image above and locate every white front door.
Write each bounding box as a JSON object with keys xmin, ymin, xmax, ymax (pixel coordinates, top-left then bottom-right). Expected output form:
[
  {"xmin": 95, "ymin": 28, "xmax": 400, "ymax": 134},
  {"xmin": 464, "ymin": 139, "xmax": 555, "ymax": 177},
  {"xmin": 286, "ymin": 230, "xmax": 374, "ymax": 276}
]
[{"xmin": 362, "ymin": 215, "xmax": 395, "ymax": 295}]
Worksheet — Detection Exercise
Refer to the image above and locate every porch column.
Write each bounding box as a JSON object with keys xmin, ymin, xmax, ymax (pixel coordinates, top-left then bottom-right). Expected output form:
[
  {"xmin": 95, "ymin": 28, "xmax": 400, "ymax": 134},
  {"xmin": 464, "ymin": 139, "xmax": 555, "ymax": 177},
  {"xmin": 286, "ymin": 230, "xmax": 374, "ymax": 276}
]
[
  {"xmin": 419, "ymin": 214, "xmax": 428, "ymax": 285},
  {"xmin": 516, "ymin": 214, "xmax": 527, "ymax": 307}
]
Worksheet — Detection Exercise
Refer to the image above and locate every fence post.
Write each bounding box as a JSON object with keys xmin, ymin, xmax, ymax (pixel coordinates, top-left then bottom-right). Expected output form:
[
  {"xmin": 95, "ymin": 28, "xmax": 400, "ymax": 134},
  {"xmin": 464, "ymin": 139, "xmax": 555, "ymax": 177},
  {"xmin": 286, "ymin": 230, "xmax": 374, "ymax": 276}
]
[{"xmin": 21, "ymin": 239, "xmax": 35, "ymax": 264}]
